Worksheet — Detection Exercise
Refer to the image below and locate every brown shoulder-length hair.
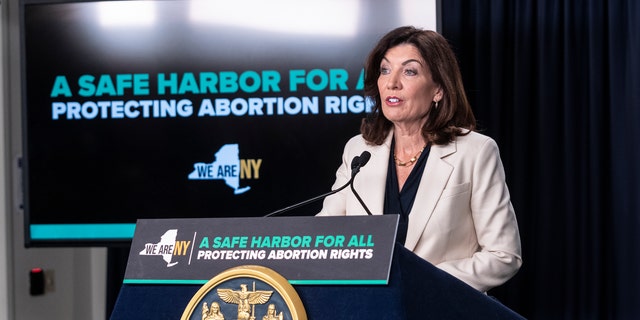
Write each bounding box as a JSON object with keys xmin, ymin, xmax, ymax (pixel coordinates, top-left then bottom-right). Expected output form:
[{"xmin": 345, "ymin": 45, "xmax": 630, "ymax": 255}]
[{"xmin": 360, "ymin": 26, "xmax": 476, "ymax": 145}]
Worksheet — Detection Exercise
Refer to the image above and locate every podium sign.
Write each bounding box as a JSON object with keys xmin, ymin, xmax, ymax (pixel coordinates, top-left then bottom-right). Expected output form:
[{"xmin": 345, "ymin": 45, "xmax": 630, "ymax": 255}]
[{"xmin": 123, "ymin": 215, "xmax": 398, "ymax": 285}]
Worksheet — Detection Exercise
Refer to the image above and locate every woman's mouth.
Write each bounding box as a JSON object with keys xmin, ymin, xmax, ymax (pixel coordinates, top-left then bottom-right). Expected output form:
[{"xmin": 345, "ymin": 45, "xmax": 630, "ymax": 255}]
[{"xmin": 386, "ymin": 96, "xmax": 402, "ymax": 104}]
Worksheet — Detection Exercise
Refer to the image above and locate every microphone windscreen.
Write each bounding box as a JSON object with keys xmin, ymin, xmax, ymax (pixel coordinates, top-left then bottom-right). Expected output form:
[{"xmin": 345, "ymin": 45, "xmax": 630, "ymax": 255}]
[
  {"xmin": 350, "ymin": 155, "xmax": 361, "ymax": 170},
  {"xmin": 358, "ymin": 151, "xmax": 371, "ymax": 167}
]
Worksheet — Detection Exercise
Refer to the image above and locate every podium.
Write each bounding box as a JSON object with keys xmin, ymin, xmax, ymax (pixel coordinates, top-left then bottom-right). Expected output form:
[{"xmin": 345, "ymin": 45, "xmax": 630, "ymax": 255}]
[{"xmin": 110, "ymin": 217, "xmax": 524, "ymax": 319}]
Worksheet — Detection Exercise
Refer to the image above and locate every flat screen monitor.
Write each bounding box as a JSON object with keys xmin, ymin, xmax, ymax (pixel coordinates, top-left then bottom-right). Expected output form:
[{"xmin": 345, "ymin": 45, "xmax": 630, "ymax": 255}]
[{"xmin": 20, "ymin": 0, "xmax": 438, "ymax": 246}]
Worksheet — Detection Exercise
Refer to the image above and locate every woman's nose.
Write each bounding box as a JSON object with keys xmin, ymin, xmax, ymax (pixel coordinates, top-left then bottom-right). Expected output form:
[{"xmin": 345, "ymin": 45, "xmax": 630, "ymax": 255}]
[{"xmin": 386, "ymin": 72, "xmax": 401, "ymax": 90}]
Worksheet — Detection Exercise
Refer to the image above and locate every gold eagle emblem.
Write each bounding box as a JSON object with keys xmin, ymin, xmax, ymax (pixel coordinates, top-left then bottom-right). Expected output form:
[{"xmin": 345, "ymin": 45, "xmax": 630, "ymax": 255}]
[{"xmin": 217, "ymin": 283, "xmax": 273, "ymax": 320}]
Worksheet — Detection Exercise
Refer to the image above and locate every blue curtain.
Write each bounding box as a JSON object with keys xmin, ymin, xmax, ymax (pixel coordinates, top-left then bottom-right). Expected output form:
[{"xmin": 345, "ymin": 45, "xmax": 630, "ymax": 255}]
[{"xmin": 441, "ymin": 1, "xmax": 640, "ymax": 319}]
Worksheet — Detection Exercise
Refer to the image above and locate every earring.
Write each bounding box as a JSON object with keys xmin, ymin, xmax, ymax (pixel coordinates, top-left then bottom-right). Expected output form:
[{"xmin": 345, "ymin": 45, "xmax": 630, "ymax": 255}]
[{"xmin": 434, "ymin": 101, "xmax": 439, "ymax": 109}]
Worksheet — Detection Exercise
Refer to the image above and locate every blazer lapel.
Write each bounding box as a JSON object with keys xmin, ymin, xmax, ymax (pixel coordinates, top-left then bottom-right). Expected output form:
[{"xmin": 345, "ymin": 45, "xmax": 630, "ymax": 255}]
[
  {"xmin": 403, "ymin": 141, "xmax": 456, "ymax": 251},
  {"xmin": 359, "ymin": 134, "xmax": 392, "ymax": 215}
]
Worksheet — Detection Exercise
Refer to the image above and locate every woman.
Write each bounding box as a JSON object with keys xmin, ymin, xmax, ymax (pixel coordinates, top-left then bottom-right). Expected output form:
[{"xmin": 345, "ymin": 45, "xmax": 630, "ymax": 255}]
[
  {"xmin": 204, "ymin": 301, "xmax": 225, "ymax": 320},
  {"xmin": 317, "ymin": 26, "xmax": 522, "ymax": 292}
]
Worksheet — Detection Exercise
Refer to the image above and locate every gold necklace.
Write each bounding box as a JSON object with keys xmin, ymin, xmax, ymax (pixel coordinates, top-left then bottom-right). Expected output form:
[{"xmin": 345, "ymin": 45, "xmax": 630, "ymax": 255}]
[{"xmin": 394, "ymin": 146, "xmax": 425, "ymax": 167}]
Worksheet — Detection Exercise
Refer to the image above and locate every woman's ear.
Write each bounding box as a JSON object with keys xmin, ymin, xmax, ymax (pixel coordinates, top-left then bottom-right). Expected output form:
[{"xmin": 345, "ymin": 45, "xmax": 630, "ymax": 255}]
[{"xmin": 434, "ymin": 87, "xmax": 443, "ymax": 103}]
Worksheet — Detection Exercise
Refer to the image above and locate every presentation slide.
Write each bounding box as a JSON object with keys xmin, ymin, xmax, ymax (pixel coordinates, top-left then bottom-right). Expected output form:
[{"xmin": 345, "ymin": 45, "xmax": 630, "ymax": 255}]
[{"xmin": 21, "ymin": 0, "xmax": 437, "ymax": 245}]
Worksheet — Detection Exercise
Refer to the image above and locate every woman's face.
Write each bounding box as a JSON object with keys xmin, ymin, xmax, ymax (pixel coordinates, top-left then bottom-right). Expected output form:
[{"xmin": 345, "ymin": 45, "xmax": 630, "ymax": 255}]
[{"xmin": 377, "ymin": 44, "xmax": 441, "ymax": 129}]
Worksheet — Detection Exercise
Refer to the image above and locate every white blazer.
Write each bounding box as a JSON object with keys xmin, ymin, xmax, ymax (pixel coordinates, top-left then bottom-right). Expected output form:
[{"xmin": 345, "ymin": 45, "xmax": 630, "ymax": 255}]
[{"xmin": 318, "ymin": 130, "xmax": 522, "ymax": 292}]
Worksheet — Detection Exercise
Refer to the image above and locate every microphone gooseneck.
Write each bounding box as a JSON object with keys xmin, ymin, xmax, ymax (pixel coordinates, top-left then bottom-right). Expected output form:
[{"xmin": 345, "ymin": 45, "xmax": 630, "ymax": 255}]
[
  {"xmin": 264, "ymin": 151, "xmax": 371, "ymax": 217},
  {"xmin": 350, "ymin": 151, "xmax": 373, "ymax": 215}
]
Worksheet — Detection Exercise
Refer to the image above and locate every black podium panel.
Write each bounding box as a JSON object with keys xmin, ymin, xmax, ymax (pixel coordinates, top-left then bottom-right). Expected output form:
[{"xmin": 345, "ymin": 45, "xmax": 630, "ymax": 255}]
[{"xmin": 111, "ymin": 243, "xmax": 523, "ymax": 319}]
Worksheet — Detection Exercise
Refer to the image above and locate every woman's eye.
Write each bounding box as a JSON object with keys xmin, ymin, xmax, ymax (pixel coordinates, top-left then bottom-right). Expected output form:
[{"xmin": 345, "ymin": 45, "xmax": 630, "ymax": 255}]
[
  {"xmin": 404, "ymin": 69, "xmax": 417, "ymax": 76},
  {"xmin": 380, "ymin": 67, "xmax": 390, "ymax": 75}
]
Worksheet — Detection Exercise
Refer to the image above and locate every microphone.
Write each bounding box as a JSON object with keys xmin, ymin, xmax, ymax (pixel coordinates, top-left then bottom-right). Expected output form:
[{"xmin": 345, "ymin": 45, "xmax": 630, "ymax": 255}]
[
  {"xmin": 264, "ymin": 151, "xmax": 371, "ymax": 217},
  {"xmin": 351, "ymin": 150, "xmax": 371, "ymax": 177},
  {"xmin": 350, "ymin": 151, "xmax": 372, "ymax": 215}
]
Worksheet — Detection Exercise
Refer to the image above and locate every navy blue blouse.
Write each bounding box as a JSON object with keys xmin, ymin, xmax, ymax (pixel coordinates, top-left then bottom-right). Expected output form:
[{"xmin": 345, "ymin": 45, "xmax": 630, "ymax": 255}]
[{"xmin": 384, "ymin": 139, "xmax": 432, "ymax": 244}]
